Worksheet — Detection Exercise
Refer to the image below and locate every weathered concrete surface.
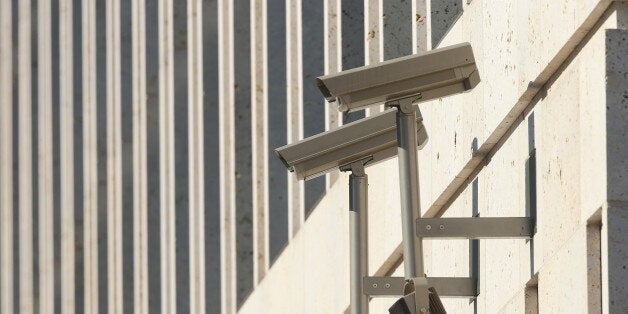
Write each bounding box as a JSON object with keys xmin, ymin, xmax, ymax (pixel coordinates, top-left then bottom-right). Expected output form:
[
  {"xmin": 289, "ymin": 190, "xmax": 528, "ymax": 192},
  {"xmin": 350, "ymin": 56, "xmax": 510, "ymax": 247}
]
[
  {"xmin": 233, "ymin": 0, "xmax": 253, "ymax": 307},
  {"xmin": 431, "ymin": 0, "xmax": 462, "ymax": 47},
  {"xmin": 286, "ymin": 0, "xmax": 304, "ymax": 238},
  {"xmin": 251, "ymin": 0, "xmax": 268, "ymax": 287},
  {"xmin": 603, "ymin": 201, "xmax": 628, "ymax": 313},
  {"xmin": 218, "ymin": 0, "xmax": 238, "ymax": 311},
  {"xmin": 145, "ymin": 0, "xmax": 162, "ymax": 312},
  {"xmin": 364, "ymin": 0, "xmax": 380, "ymax": 67},
  {"xmin": 173, "ymin": 0, "xmax": 191, "ymax": 311},
  {"xmin": 340, "ymin": 0, "xmax": 364, "ymax": 123},
  {"xmin": 1, "ymin": 0, "xmax": 625, "ymax": 313},
  {"xmin": 266, "ymin": 0, "xmax": 289, "ymax": 265},
  {"xmin": 324, "ymin": 0, "xmax": 341, "ymax": 186},
  {"xmin": 239, "ymin": 1, "xmax": 627, "ymax": 313},
  {"xmin": 302, "ymin": 0, "xmax": 326, "ymax": 216},
  {"xmin": 364, "ymin": 0, "xmax": 382, "ymax": 116},
  {"xmin": 202, "ymin": 0, "xmax": 221, "ymax": 312},
  {"xmin": 603, "ymin": 25, "xmax": 628, "ymax": 313},
  {"xmin": 383, "ymin": 0, "xmax": 412, "ymax": 60},
  {"xmin": 537, "ymin": 224, "xmax": 590, "ymax": 312},
  {"xmin": 605, "ymin": 28, "xmax": 627, "ymax": 203},
  {"xmin": 239, "ymin": 173, "xmax": 350, "ymax": 313}
]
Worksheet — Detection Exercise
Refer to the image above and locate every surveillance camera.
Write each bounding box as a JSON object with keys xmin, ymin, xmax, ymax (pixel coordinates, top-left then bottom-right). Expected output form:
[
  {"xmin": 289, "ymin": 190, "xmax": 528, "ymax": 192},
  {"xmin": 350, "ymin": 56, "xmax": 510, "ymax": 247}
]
[
  {"xmin": 275, "ymin": 107, "xmax": 428, "ymax": 181},
  {"xmin": 316, "ymin": 42, "xmax": 479, "ymax": 112}
]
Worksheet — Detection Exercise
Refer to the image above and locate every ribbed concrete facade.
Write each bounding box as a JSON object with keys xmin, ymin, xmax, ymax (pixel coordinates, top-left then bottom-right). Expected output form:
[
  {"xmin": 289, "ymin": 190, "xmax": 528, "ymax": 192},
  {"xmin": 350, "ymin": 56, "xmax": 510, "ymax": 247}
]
[{"xmin": 0, "ymin": 0, "xmax": 626, "ymax": 313}]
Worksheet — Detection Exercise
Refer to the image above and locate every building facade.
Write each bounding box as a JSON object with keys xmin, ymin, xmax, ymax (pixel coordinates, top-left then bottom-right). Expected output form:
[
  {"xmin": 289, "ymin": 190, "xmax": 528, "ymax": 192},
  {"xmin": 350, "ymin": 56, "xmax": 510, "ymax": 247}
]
[{"xmin": 0, "ymin": 0, "xmax": 626, "ymax": 313}]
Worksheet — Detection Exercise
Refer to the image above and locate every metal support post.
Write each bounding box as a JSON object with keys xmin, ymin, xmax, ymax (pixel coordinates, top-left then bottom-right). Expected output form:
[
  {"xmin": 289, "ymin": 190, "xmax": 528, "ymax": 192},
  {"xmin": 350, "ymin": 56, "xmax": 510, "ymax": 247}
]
[
  {"xmin": 388, "ymin": 98, "xmax": 424, "ymax": 279},
  {"xmin": 341, "ymin": 158, "xmax": 371, "ymax": 314}
]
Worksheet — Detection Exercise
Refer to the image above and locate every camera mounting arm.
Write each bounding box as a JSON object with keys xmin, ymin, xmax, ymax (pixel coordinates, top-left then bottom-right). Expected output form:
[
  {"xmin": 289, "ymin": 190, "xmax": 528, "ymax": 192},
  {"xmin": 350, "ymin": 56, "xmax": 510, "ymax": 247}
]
[
  {"xmin": 384, "ymin": 96, "xmax": 425, "ymax": 281},
  {"xmin": 340, "ymin": 156, "xmax": 372, "ymax": 314}
]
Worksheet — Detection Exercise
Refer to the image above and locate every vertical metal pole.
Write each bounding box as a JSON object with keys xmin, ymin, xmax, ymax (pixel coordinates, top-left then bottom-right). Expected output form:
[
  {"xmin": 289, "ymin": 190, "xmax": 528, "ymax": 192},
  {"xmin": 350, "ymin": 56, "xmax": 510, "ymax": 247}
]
[
  {"xmin": 394, "ymin": 102, "xmax": 424, "ymax": 279},
  {"xmin": 348, "ymin": 163, "xmax": 369, "ymax": 314}
]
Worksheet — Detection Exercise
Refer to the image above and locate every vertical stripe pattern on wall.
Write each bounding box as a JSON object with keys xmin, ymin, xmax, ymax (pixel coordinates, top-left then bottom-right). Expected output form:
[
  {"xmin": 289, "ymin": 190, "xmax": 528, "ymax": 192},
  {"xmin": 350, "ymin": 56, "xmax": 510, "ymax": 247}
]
[
  {"xmin": 144, "ymin": 0, "xmax": 160, "ymax": 311},
  {"xmin": 30, "ymin": 1, "xmax": 39, "ymax": 308},
  {"xmin": 383, "ymin": 0, "xmax": 412, "ymax": 60},
  {"xmin": 120, "ymin": 0, "xmax": 135, "ymax": 311},
  {"xmin": 96, "ymin": 0, "xmax": 109, "ymax": 311},
  {"xmin": 37, "ymin": 0, "xmax": 55, "ymax": 311},
  {"xmin": 364, "ymin": 0, "xmax": 382, "ymax": 115},
  {"xmin": 59, "ymin": 0, "xmax": 76, "ymax": 311},
  {"xmin": 173, "ymin": 0, "xmax": 190, "ymax": 311},
  {"xmin": 234, "ymin": 0, "xmax": 253, "ymax": 306},
  {"xmin": 218, "ymin": 0, "xmax": 236, "ymax": 312},
  {"xmin": 52, "ymin": 1, "xmax": 63, "ymax": 311},
  {"xmin": 430, "ymin": 0, "xmax": 462, "ymax": 48},
  {"xmin": 203, "ymin": 0, "xmax": 221, "ymax": 312},
  {"xmin": 188, "ymin": 0, "xmax": 205, "ymax": 311},
  {"xmin": 365, "ymin": 0, "xmax": 381, "ymax": 66},
  {"xmin": 267, "ymin": 0, "xmax": 288, "ymax": 264},
  {"xmin": 12, "ymin": 4, "xmax": 19, "ymax": 305},
  {"xmin": 82, "ymin": 0, "xmax": 99, "ymax": 312},
  {"xmin": 251, "ymin": 0, "xmax": 269, "ymax": 286},
  {"xmin": 413, "ymin": 0, "xmax": 431, "ymax": 53},
  {"xmin": 72, "ymin": 0, "xmax": 84, "ymax": 310},
  {"xmin": 158, "ymin": 0, "xmax": 176, "ymax": 311},
  {"xmin": 340, "ymin": 0, "xmax": 365, "ymax": 123},
  {"xmin": 106, "ymin": 0, "xmax": 123, "ymax": 310},
  {"xmin": 0, "ymin": 0, "xmax": 14, "ymax": 312},
  {"xmin": 324, "ymin": 0, "xmax": 341, "ymax": 187},
  {"xmin": 131, "ymin": 0, "xmax": 148, "ymax": 312},
  {"xmin": 0, "ymin": 0, "xmax": 356, "ymax": 312},
  {"xmin": 286, "ymin": 0, "xmax": 304, "ymax": 240},
  {"xmin": 302, "ymin": 0, "xmax": 326, "ymax": 217},
  {"xmin": 18, "ymin": 0, "xmax": 34, "ymax": 311}
]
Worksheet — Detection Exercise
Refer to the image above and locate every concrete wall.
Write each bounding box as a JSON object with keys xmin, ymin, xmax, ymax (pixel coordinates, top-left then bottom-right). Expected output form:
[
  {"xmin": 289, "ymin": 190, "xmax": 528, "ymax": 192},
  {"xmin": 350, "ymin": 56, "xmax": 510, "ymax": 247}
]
[
  {"xmin": 0, "ymin": 1, "xmax": 625, "ymax": 314},
  {"xmin": 239, "ymin": 1, "xmax": 628, "ymax": 313}
]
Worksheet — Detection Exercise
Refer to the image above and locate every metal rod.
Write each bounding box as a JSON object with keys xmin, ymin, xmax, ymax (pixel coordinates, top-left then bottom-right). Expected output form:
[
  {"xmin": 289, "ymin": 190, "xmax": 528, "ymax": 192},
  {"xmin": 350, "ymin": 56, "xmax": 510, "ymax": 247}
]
[
  {"xmin": 395, "ymin": 104, "xmax": 424, "ymax": 279},
  {"xmin": 349, "ymin": 164, "xmax": 369, "ymax": 314}
]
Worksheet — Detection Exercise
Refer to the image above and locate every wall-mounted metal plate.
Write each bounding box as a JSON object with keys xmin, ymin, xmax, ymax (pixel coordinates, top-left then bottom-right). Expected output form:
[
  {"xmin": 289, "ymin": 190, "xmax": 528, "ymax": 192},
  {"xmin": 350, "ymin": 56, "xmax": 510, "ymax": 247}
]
[
  {"xmin": 363, "ymin": 276, "xmax": 477, "ymax": 298},
  {"xmin": 416, "ymin": 217, "xmax": 534, "ymax": 239}
]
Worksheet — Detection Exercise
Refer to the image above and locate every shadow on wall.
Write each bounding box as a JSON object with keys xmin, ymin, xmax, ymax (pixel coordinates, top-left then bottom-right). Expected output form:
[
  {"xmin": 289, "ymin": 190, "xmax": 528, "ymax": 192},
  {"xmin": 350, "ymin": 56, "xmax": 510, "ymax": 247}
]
[
  {"xmin": 302, "ymin": 0, "xmax": 326, "ymax": 218},
  {"xmin": 431, "ymin": 0, "xmax": 464, "ymax": 48},
  {"xmin": 525, "ymin": 113, "xmax": 536, "ymax": 278}
]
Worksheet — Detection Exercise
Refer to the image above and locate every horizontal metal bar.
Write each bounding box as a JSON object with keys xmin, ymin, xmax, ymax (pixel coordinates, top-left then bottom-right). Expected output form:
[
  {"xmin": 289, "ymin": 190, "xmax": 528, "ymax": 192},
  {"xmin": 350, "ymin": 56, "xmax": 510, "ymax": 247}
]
[
  {"xmin": 363, "ymin": 277, "xmax": 477, "ymax": 298},
  {"xmin": 428, "ymin": 277, "xmax": 477, "ymax": 298},
  {"xmin": 416, "ymin": 217, "xmax": 534, "ymax": 239}
]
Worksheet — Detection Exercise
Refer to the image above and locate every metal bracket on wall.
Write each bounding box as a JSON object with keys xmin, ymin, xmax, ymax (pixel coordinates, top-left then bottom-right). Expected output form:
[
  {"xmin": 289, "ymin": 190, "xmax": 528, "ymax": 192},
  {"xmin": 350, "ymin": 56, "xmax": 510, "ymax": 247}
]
[
  {"xmin": 416, "ymin": 217, "xmax": 535, "ymax": 239},
  {"xmin": 388, "ymin": 280, "xmax": 447, "ymax": 314},
  {"xmin": 405, "ymin": 277, "xmax": 431, "ymax": 314},
  {"xmin": 363, "ymin": 276, "xmax": 477, "ymax": 298}
]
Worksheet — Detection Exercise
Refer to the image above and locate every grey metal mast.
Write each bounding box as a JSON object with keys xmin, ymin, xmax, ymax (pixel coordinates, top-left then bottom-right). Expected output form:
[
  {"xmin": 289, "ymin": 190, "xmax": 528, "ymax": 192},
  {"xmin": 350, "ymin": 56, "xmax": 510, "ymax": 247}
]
[
  {"xmin": 389, "ymin": 98, "xmax": 425, "ymax": 280},
  {"xmin": 341, "ymin": 158, "xmax": 371, "ymax": 314}
]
